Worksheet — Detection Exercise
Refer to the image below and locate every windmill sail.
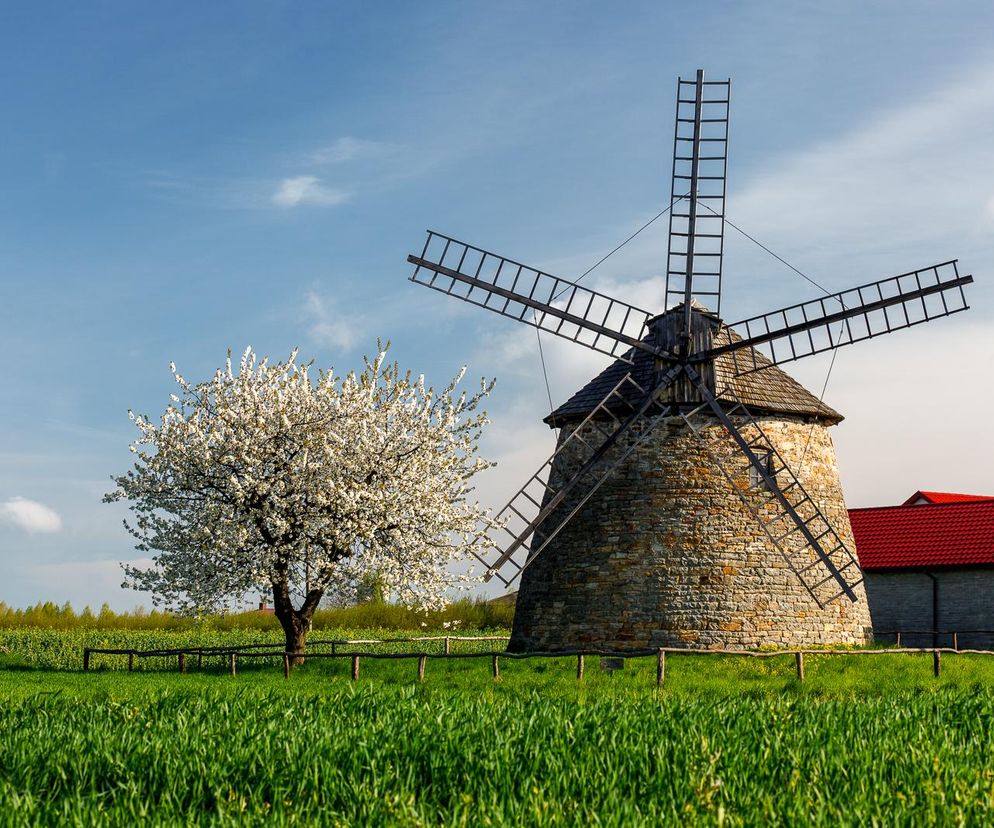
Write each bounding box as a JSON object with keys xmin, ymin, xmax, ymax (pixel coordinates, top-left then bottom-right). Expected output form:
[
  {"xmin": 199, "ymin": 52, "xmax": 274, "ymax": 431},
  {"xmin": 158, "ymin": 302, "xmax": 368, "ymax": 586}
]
[
  {"xmin": 407, "ymin": 230, "xmax": 670, "ymax": 362},
  {"xmin": 405, "ymin": 67, "xmax": 976, "ymax": 650},
  {"xmin": 684, "ymin": 367, "xmax": 862, "ymax": 606},
  {"xmin": 475, "ymin": 367, "xmax": 682, "ymax": 586},
  {"xmin": 665, "ymin": 71, "xmax": 730, "ymax": 318},
  {"xmin": 713, "ymin": 260, "xmax": 973, "ymax": 375}
]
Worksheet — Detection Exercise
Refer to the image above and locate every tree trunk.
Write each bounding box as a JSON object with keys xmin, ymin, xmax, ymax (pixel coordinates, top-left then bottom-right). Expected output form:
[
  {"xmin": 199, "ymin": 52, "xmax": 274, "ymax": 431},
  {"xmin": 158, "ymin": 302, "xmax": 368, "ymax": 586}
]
[
  {"xmin": 274, "ymin": 613, "xmax": 304, "ymax": 665},
  {"xmin": 272, "ymin": 581, "xmax": 322, "ymax": 666}
]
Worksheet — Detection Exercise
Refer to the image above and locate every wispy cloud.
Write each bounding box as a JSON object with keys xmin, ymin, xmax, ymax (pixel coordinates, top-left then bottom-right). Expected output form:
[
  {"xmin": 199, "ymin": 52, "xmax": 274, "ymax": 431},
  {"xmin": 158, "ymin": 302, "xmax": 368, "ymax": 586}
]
[
  {"xmin": 272, "ymin": 176, "xmax": 350, "ymax": 209},
  {"xmin": 985, "ymin": 194, "xmax": 994, "ymax": 225},
  {"xmin": 136, "ymin": 136, "xmax": 400, "ymax": 212},
  {"xmin": 304, "ymin": 290, "xmax": 359, "ymax": 350},
  {"xmin": 0, "ymin": 497, "xmax": 62, "ymax": 534},
  {"xmin": 309, "ymin": 136, "xmax": 392, "ymax": 165},
  {"xmin": 723, "ymin": 59, "xmax": 994, "ymax": 306},
  {"xmin": 28, "ymin": 557, "xmax": 155, "ymax": 611}
]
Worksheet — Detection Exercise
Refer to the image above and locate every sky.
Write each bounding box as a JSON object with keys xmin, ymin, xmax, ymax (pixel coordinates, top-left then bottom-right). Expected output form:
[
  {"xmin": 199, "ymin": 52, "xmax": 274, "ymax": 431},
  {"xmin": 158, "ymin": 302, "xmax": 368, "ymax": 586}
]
[{"xmin": 1, "ymin": 1, "xmax": 992, "ymax": 610}]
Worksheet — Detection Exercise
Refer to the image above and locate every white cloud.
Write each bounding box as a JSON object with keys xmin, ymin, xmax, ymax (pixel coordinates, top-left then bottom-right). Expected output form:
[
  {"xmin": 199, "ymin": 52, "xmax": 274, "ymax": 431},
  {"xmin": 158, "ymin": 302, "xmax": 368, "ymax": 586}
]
[
  {"xmin": 0, "ymin": 497, "xmax": 62, "ymax": 534},
  {"xmin": 304, "ymin": 290, "xmax": 358, "ymax": 350},
  {"xmin": 272, "ymin": 176, "xmax": 350, "ymax": 209}
]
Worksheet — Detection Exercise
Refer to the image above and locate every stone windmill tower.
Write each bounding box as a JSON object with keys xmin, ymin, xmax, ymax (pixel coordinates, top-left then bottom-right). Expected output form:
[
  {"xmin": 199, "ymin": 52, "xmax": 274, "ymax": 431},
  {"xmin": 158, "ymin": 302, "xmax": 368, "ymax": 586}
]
[{"xmin": 406, "ymin": 70, "xmax": 974, "ymax": 651}]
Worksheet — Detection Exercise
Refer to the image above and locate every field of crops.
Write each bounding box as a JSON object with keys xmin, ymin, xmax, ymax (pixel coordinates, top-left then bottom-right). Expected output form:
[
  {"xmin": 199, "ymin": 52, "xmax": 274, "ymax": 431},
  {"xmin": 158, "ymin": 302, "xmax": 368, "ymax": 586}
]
[
  {"xmin": 4, "ymin": 629, "xmax": 994, "ymax": 825},
  {"xmin": 0, "ymin": 626, "xmax": 509, "ymax": 672}
]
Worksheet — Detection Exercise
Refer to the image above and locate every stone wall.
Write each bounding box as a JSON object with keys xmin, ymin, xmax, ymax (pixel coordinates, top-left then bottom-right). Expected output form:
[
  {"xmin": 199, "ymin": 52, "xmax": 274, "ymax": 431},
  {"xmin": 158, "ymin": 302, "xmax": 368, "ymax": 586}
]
[
  {"xmin": 509, "ymin": 413, "xmax": 873, "ymax": 651},
  {"xmin": 864, "ymin": 569, "xmax": 994, "ymax": 649}
]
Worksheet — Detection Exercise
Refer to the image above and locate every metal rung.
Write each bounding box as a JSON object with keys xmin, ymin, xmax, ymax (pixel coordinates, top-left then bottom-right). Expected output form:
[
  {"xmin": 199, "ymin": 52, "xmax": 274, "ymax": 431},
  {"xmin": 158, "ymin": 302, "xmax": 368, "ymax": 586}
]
[{"xmin": 409, "ymin": 230, "xmax": 663, "ymax": 363}]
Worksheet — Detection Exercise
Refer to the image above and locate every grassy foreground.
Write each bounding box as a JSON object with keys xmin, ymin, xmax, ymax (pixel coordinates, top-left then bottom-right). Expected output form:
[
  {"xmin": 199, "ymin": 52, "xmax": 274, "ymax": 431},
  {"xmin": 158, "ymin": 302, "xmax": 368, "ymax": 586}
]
[{"xmin": 3, "ymin": 644, "xmax": 994, "ymax": 825}]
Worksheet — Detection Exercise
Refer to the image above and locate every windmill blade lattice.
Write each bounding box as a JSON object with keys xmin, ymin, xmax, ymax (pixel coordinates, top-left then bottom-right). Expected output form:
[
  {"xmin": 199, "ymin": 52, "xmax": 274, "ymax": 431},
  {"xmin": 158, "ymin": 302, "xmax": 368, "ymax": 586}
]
[
  {"xmin": 405, "ymin": 67, "xmax": 977, "ymax": 651},
  {"xmin": 715, "ymin": 260, "xmax": 973, "ymax": 375},
  {"xmin": 475, "ymin": 366, "xmax": 682, "ymax": 586},
  {"xmin": 408, "ymin": 231, "xmax": 665, "ymax": 362},
  {"xmin": 665, "ymin": 71, "xmax": 730, "ymax": 317}
]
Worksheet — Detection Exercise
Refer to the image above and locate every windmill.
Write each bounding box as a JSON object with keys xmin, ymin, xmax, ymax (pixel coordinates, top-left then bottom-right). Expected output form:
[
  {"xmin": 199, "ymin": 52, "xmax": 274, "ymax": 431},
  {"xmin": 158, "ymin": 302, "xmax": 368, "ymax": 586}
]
[{"xmin": 406, "ymin": 70, "xmax": 974, "ymax": 650}]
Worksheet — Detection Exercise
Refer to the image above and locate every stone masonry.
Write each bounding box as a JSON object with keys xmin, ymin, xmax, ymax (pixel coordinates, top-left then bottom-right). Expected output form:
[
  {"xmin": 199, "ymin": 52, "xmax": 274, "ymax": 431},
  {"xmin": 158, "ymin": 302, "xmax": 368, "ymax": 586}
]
[{"xmin": 509, "ymin": 413, "xmax": 874, "ymax": 651}]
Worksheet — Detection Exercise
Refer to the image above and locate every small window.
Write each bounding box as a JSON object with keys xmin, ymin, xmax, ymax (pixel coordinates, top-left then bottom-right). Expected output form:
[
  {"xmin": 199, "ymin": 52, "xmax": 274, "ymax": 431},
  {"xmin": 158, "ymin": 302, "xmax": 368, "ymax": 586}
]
[{"xmin": 749, "ymin": 450, "xmax": 776, "ymax": 490}]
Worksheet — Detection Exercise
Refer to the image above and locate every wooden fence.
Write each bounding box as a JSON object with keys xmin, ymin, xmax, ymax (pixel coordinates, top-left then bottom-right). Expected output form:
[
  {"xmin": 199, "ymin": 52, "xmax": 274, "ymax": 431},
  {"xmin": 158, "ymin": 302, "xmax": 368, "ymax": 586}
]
[
  {"xmin": 81, "ymin": 634, "xmax": 994, "ymax": 686},
  {"xmin": 878, "ymin": 630, "xmax": 994, "ymax": 648}
]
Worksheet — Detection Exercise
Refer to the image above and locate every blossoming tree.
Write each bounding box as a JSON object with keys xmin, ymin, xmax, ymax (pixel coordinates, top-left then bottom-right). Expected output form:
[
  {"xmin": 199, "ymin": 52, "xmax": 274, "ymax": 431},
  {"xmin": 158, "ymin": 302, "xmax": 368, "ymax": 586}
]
[{"xmin": 106, "ymin": 345, "xmax": 497, "ymax": 658}]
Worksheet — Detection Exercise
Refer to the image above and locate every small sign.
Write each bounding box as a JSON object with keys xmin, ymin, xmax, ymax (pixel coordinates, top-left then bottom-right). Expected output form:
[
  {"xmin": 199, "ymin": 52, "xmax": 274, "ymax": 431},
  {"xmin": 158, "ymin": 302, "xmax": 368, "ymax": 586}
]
[{"xmin": 599, "ymin": 657, "xmax": 625, "ymax": 671}]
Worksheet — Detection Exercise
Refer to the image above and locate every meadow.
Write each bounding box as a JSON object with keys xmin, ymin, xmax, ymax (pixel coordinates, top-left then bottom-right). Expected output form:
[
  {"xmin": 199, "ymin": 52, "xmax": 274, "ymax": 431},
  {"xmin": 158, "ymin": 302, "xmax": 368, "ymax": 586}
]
[{"xmin": 2, "ymin": 610, "xmax": 994, "ymax": 825}]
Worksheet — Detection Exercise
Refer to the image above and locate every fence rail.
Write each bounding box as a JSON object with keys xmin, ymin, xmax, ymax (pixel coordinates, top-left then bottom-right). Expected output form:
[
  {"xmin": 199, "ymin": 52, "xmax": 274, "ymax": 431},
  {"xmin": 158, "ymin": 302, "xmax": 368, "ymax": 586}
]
[
  {"xmin": 81, "ymin": 633, "xmax": 994, "ymax": 686},
  {"xmin": 876, "ymin": 630, "xmax": 994, "ymax": 648}
]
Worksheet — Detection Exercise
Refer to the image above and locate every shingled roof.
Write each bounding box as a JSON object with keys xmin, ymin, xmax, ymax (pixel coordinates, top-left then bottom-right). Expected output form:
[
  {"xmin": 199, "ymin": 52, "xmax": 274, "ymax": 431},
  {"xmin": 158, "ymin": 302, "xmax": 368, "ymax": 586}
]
[
  {"xmin": 544, "ymin": 320, "xmax": 843, "ymax": 427},
  {"xmin": 851, "ymin": 497, "xmax": 994, "ymax": 570}
]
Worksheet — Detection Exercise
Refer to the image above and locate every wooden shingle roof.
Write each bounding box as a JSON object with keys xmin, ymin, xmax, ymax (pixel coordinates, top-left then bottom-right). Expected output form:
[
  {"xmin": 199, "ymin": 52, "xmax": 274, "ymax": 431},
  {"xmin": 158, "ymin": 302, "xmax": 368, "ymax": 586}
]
[{"xmin": 544, "ymin": 322, "xmax": 843, "ymax": 427}]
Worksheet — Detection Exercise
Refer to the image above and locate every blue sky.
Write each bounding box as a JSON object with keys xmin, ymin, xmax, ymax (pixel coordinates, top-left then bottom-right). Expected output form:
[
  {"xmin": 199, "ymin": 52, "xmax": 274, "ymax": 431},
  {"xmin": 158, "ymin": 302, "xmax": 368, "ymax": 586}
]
[{"xmin": 1, "ymin": 2, "xmax": 992, "ymax": 609}]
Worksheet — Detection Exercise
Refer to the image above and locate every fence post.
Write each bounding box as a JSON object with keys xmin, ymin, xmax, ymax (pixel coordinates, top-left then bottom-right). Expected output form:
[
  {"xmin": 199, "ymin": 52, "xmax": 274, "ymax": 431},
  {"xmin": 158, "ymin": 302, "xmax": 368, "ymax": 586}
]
[
  {"xmin": 576, "ymin": 654, "xmax": 585, "ymax": 681},
  {"xmin": 895, "ymin": 631, "xmax": 901, "ymax": 647},
  {"xmin": 197, "ymin": 651, "xmax": 203, "ymax": 670},
  {"xmin": 656, "ymin": 649, "xmax": 665, "ymax": 687},
  {"xmin": 444, "ymin": 637, "xmax": 451, "ymax": 655},
  {"xmin": 933, "ymin": 649, "xmax": 942, "ymax": 677},
  {"xmin": 418, "ymin": 655, "xmax": 427, "ymax": 682},
  {"xmin": 127, "ymin": 651, "xmax": 134, "ymax": 672},
  {"xmin": 230, "ymin": 653, "xmax": 237, "ymax": 677},
  {"xmin": 351, "ymin": 655, "xmax": 360, "ymax": 681},
  {"xmin": 178, "ymin": 653, "xmax": 186, "ymax": 674},
  {"xmin": 283, "ymin": 654, "xmax": 291, "ymax": 679},
  {"xmin": 795, "ymin": 651, "xmax": 805, "ymax": 681},
  {"xmin": 953, "ymin": 632, "xmax": 959, "ymax": 651},
  {"xmin": 492, "ymin": 654, "xmax": 500, "ymax": 681},
  {"xmin": 83, "ymin": 648, "xmax": 91, "ymax": 672}
]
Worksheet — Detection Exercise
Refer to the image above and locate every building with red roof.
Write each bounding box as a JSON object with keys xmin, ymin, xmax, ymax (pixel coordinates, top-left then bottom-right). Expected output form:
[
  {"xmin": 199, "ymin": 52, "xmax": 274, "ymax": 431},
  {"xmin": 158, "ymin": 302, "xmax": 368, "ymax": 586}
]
[{"xmin": 850, "ymin": 491, "xmax": 994, "ymax": 648}]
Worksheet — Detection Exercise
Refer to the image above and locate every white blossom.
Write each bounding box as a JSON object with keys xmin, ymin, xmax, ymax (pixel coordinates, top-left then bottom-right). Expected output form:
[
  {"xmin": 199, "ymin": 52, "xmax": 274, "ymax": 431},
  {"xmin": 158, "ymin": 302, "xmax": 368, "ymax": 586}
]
[{"xmin": 105, "ymin": 344, "xmax": 499, "ymax": 632}]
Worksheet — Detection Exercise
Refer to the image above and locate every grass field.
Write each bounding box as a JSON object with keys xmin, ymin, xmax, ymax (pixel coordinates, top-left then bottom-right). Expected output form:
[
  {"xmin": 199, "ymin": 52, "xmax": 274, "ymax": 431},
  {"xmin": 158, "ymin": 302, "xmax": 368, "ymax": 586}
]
[{"xmin": 3, "ymin": 629, "xmax": 994, "ymax": 825}]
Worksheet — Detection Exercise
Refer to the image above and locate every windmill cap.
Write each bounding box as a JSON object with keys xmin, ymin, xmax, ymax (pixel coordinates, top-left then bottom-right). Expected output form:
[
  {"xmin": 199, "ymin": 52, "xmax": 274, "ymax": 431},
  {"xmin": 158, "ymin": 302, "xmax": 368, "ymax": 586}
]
[{"xmin": 543, "ymin": 319, "xmax": 844, "ymax": 428}]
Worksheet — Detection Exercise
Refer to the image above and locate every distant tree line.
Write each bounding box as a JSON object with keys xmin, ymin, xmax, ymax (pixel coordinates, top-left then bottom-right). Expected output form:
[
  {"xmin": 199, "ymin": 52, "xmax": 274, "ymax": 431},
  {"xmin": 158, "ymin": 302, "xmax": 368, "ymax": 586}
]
[{"xmin": 0, "ymin": 598, "xmax": 513, "ymax": 631}]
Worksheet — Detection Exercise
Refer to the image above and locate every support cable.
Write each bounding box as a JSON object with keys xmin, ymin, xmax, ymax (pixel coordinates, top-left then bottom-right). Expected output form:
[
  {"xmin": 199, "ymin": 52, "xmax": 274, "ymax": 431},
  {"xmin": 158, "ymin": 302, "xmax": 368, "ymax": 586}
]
[
  {"xmin": 537, "ymin": 196, "xmax": 686, "ymax": 418},
  {"xmin": 697, "ymin": 200, "xmax": 845, "ymax": 479},
  {"xmin": 532, "ymin": 312, "xmax": 556, "ymax": 417},
  {"xmin": 556, "ymin": 196, "xmax": 686, "ymax": 300}
]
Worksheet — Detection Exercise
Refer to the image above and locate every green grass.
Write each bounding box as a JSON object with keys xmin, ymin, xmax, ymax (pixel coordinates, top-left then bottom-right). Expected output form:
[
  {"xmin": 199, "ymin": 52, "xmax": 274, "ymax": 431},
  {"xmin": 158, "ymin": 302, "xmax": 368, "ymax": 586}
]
[{"xmin": 3, "ymin": 633, "xmax": 994, "ymax": 825}]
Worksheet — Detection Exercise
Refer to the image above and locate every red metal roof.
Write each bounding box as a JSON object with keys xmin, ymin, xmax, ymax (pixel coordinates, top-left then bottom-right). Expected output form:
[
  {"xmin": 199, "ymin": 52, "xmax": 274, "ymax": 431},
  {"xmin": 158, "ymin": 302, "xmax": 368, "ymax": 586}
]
[
  {"xmin": 901, "ymin": 490, "xmax": 994, "ymax": 505},
  {"xmin": 850, "ymin": 497, "xmax": 994, "ymax": 570}
]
